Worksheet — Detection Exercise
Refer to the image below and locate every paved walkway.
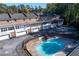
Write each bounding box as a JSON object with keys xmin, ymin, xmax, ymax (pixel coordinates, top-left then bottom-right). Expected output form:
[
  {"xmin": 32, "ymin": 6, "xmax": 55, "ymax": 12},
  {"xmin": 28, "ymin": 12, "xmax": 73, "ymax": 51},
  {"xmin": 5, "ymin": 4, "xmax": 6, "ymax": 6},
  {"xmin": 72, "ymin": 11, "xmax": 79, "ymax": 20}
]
[{"xmin": 0, "ymin": 35, "xmax": 34, "ymax": 56}]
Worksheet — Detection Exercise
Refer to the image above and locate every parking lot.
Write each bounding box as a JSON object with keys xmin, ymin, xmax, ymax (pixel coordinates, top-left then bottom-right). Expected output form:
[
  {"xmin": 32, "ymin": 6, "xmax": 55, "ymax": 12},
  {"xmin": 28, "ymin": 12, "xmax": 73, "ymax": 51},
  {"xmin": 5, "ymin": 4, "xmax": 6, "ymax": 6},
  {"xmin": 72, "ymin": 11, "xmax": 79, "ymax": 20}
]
[{"xmin": 0, "ymin": 35, "xmax": 34, "ymax": 56}]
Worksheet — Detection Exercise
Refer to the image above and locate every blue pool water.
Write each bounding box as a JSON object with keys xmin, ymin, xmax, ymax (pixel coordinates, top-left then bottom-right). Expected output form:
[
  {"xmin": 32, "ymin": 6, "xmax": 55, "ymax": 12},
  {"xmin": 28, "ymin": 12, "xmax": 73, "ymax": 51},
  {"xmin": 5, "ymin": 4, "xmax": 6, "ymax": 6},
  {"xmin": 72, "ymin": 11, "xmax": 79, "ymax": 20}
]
[{"xmin": 36, "ymin": 37, "xmax": 65, "ymax": 56}]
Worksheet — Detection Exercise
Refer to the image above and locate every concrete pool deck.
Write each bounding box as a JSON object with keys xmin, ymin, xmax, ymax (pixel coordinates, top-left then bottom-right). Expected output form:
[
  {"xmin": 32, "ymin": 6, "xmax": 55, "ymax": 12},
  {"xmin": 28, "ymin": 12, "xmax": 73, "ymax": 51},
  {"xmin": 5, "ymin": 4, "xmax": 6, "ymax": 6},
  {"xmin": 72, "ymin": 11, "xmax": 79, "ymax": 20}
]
[{"xmin": 26, "ymin": 38, "xmax": 41, "ymax": 56}]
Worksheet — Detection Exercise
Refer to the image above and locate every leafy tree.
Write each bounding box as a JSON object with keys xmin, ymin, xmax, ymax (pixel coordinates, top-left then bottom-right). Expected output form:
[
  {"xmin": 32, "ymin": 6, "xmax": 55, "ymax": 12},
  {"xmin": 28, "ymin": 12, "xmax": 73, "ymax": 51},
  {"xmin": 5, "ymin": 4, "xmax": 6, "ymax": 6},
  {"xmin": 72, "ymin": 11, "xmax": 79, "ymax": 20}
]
[
  {"xmin": 0, "ymin": 4, "xmax": 8, "ymax": 13},
  {"xmin": 0, "ymin": 3, "xmax": 79, "ymax": 26},
  {"xmin": 46, "ymin": 3, "xmax": 57, "ymax": 13}
]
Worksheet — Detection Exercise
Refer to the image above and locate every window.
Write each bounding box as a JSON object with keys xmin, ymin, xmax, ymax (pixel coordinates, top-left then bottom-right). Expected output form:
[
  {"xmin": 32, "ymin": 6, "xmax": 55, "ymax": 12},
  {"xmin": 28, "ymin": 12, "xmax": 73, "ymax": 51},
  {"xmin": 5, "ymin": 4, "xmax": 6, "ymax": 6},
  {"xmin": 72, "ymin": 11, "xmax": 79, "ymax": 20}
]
[
  {"xmin": 1, "ymin": 28, "xmax": 7, "ymax": 32},
  {"xmin": 16, "ymin": 26, "xmax": 19, "ymax": 29},
  {"xmin": 8, "ymin": 27, "xmax": 14, "ymax": 30},
  {"xmin": 19, "ymin": 25, "xmax": 24, "ymax": 28},
  {"xmin": 32, "ymin": 28, "xmax": 38, "ymax": 30}
]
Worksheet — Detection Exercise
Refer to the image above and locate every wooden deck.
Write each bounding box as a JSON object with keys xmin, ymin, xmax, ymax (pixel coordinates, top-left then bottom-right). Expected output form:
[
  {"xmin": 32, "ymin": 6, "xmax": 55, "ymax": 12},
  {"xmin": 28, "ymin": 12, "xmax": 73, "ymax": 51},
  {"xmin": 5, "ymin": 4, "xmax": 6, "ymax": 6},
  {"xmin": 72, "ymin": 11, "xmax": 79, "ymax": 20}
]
[{"xmin": 69, "ymin": 46, "xmax": 79, "ymax": 56}]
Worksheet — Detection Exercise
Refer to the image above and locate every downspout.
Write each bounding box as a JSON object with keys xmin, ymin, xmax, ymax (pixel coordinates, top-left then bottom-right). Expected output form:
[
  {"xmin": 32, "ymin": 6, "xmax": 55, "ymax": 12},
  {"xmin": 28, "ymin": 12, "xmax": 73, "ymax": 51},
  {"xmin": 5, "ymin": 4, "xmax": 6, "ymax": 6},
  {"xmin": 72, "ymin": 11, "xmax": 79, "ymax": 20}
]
[
  {"xmin": 10, "ymin": 20, "xmax": 16, "ymax": 38},
  {"xmin": 8, "ymin": 13, "xmax": 16, "ymax": 38},
  {"xmin": 11, "ymin": 20, "xmax": 16, "ymax": 33}
]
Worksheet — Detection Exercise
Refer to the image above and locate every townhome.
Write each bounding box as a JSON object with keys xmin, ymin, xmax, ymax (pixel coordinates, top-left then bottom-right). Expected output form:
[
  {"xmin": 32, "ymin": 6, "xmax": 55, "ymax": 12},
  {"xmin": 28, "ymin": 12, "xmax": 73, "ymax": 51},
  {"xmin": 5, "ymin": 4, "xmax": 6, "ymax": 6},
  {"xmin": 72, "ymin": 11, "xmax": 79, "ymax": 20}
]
[
  {"xmin": 9, "ymin": 13, "xmax": 28, "ymax": 37},
  {"xmin": 0, "ymin": 13, "xmax": 64, "ymax": 40},
  {"xmin": 0, "ymin": 13, "xmax": 13, "ymax": 40}
]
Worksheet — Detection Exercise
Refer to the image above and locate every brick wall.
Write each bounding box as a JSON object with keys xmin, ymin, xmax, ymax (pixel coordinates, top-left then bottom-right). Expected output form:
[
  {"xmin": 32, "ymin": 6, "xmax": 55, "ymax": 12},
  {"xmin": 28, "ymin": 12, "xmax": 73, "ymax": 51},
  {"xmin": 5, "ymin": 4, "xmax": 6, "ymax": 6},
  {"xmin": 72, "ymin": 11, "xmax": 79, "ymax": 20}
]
[
  {"xmin": 0, "ymin": 20, "xmax": 10, "ymax": 25},
  {"xmin": 0, "ymin": 18, "xmax": 38, "ymax": 26}
]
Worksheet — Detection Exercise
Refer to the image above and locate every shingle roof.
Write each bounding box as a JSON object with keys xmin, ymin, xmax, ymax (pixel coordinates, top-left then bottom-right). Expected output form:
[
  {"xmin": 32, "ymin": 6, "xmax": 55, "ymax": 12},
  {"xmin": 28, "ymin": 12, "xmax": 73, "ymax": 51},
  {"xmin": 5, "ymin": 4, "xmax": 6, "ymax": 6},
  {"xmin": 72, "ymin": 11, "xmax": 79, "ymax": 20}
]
[
  {"xmin": 0, "ymin": 13, "xmax": 38, "ymax": 20},
  {"xmin": 25, "ymin": 13, "xmax": 37, "ymax": 18},
  {"xmin": 0, "ymin": 13, "xmax": 61, "ymax": 21},
  {"xmin": 10, "ymin": 13, "xmax": 26, "ymax": 19},
  {"xmin": 37, "ymin": 13, "xmax": 57, "ymax": 17},
  {"xmin": 0, "ymin": 13, "xmax": 10, "ymax": 20}
]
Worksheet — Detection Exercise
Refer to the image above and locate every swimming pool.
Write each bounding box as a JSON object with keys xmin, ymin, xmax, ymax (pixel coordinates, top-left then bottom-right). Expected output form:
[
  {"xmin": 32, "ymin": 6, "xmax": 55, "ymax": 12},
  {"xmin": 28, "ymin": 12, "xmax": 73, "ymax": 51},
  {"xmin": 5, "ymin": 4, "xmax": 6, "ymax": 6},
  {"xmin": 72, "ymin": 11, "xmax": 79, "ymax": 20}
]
[{"xmin": 36, "ymin": 37, "xmax": 65, "ymax": 56}]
